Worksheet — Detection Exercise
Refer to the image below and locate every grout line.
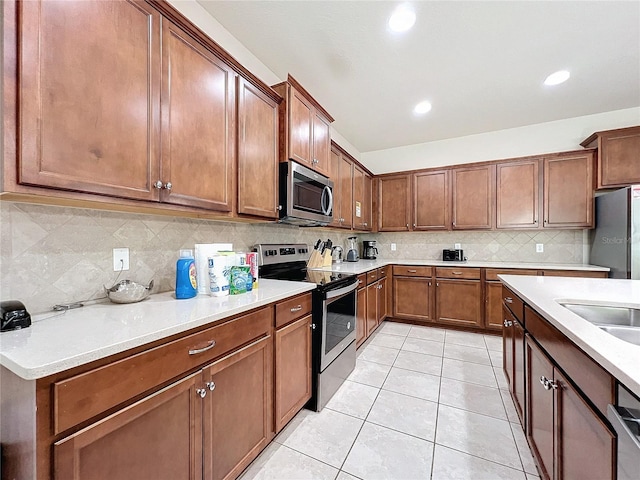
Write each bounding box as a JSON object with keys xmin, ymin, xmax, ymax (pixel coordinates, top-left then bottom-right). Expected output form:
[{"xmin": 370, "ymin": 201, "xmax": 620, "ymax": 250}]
[{"xmin": 432, "ymin": 442, "xmax": 528, "ymax": 474}]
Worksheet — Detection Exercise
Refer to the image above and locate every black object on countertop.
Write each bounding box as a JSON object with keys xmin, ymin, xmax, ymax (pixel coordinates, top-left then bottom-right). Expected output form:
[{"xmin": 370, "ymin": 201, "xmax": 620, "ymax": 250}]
[{"xmin": 1, "ymin": 300, "xmax": 31, "ymax": 332}]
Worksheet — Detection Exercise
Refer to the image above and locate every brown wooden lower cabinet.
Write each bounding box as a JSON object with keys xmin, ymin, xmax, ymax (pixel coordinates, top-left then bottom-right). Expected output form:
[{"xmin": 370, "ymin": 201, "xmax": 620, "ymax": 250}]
[
  {"xmin": 392, "ymin": 275, "xmax": 432, "ymax": 322},
  {"xmin": 54, "ymin": 373, "xmax": 202, "ymax": 480},
  {"xmin": 357, "ymin": 269, "xmax": 388, "ymax": 347},
  {"xmin": 356, "ymin": 285, "xmax": 367, "ymax": 348},
  {"xmin": 435, "ymin": 279, "xmax": 482, "ymax": 328},
  {"xmin": 502, "ymin": 304, "xmax": 525, "ymax": 425},
  {"xmin": 366, "ymin": 282, "xmax": 379, "ymax": 338},
  {"xmin": 485, "ymin": 281, "xmax": 505, "ymax": 331},
  {"xmin": 274, "ymin": 314, "xmax": 312, "ymax": 433},
  {"xmin": 525, "ymin": 335, "xmax": 614, "ymax": 480}
]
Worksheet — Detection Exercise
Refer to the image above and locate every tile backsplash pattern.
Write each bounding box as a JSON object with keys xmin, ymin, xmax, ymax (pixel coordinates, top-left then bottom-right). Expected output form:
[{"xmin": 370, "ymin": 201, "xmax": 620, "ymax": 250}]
[{"xmin": 1, "ymin": 202, "xmax": 587, "ymax": 314}]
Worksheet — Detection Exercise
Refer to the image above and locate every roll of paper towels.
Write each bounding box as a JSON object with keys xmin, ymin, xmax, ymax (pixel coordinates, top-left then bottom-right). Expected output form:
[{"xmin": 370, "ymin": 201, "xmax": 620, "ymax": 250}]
[{"xmin": 195, "ymin": 243, "xmax": 232, "ymax": 294}]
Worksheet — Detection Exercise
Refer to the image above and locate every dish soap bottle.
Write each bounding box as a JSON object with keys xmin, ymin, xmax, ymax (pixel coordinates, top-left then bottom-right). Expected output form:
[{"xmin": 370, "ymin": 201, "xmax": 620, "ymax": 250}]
[{"xmin": 175, "ymin": 249, "xmax": 197, "ymax": 299}]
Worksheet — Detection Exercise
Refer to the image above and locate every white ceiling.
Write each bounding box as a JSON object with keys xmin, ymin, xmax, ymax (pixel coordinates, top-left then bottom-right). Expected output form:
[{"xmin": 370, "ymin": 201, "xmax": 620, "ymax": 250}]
[{"xmin": 198, "ymin": 1, "xmax": 640, "ymax": 153}]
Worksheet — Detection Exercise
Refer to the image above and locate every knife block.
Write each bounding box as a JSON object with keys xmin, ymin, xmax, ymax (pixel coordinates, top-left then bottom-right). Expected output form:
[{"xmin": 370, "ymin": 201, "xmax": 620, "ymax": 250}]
[{"xmin": 322, "ymin": 250, "xmax": 332, "ymax": 267}]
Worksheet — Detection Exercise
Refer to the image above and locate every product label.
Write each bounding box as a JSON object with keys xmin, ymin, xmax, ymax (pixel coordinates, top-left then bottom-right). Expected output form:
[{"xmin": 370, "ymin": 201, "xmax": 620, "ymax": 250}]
[
  {"xmin": 188, "ymin": 263, "xmax": 197, "ymax": 289},
  {"xmin": 355, "ymin": 201, "xmax": 361, "ymax": 218}
]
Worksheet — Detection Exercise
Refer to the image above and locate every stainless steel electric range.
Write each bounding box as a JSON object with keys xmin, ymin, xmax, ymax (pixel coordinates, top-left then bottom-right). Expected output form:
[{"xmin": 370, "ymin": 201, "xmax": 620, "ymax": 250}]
[{"xmin": 254, "ymin": 243, "xmax": 357, "ymax": 411}]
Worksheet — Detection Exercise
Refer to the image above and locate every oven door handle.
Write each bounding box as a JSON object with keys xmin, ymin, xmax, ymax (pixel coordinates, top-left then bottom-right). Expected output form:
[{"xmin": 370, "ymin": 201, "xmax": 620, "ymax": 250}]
[{"xmin": 325, "ymin": 279, "xmax": 358, "ymax": 299}]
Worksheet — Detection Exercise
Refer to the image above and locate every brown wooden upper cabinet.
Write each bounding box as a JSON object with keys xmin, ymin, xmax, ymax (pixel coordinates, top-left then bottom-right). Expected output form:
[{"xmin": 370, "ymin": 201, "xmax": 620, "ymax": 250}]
[
  {"xmin": 413, "ymin": 170, "xmax": 450, "ymax": 230},
  {"xmin": 272, "ymin": 75, "xmax": 333, "ymax": 177},
  {"xmin": 543, "ymin": 152, "xmax": 594, "ymax": 228},
  {"xmin": 237, "ymin": 77, "xmax": 280, "ymax": 219},
  {"xmin": 329, "ymin": 144, "xmax": 353, "ymax": 228},
  {"xmin": 378, "ymin": 174, "xmax": 411, "ymax": 231},
  {"xmin": 496, "ymin": 159, "xmax": 540, "ymax": 229},
  {"xmin": 353, "ymin": 165, "xmax": 372, "ymax": 231},
  {"xmin": 452, "ymin": 165, "xmax": 495, "ymax": 230},
  {"xmin": 581, "ymin": 126, "xmax": 640, "ymax": 188}
]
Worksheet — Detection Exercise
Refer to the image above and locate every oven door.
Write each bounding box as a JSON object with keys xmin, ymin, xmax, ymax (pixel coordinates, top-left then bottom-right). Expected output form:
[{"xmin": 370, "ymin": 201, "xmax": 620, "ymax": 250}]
[
  {"xmin": 320, "ymin": 280, "xmax": 357, "ymax": 371},
  {"xmin": 280, "ymin": 161, "xmax": 333, "ymax": 226}
]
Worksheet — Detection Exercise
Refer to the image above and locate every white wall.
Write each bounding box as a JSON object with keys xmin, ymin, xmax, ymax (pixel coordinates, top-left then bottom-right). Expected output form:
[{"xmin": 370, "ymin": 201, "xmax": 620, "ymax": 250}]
[{"xmin": 362, "ymin": 107, "xmax": 640, "ymax": 174}]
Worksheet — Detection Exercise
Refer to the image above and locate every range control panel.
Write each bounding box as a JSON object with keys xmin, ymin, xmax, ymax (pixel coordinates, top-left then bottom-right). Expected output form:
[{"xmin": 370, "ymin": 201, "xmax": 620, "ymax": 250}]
[{"xmin": 253, "ymin": 244, "xmax": 310, "ymax": 266}]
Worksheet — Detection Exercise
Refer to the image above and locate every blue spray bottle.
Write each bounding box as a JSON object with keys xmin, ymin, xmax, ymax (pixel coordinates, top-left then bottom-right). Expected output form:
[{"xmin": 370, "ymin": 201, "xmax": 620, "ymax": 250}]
[{"xmin": 175, "ymin": 249, "xmax": 197, "ymax": 299}]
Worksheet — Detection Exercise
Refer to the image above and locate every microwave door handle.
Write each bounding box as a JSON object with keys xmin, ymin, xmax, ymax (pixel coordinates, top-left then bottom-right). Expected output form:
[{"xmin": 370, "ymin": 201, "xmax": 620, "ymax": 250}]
[{"xmin": 321, "ymin": 185, "xmax": 333, "ymax": 216}]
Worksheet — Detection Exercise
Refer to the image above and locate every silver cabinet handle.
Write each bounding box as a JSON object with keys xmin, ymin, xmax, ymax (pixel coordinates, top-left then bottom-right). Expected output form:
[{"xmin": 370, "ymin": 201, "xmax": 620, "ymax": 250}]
[
  {"xmin": 436, "ymin": 282, "xmax": 439, "ymax": 287},
  {"xmin": 539, "ymin": 375, "xmax": 558, "ymax": 390},
  {"xmin": 311, "ymin": 323, "xmax": 316, "ymax": 329},
  {"xmin": 290, "ymin": 305, "xmax": 302, "ymax": 312},
  {"xmin": 277, "ymin": 205, "xmax": 283, "ymax": 211},
  {"xmin": 413, "ymin": 223, "xmax": 416, "ymax": 228},
  {"xmin": 503, "ymin": 319, "xmax": 513, "ymax": 327},
  {"xmin": 453, "ymin": 221, "xmax": 457, "ymax": 227},
  {"xmin": 153, "ymin": 180, "xmax": 163, "ymax": 189},
  {"xmin": 504, "ymin": 297, "xmax": 513, "ymax": 304},
  {"xmin": 189, "ymin": 340, "xmax": 216, "ymax": 355},
  {"xmin": 364, "ymin": 222, "xmax": 368, "ymax": 227},
  {"xmin": 206, "ymin": 381, "xmax": 216, "ymax": 391},
  {"xmin": 407, "ymin": 269, "xmax": 417, "ymax": 273},
  {"xmin": 196, "ymin": 388, "xmax": 207, "ymax": 398},
  {"xmin": 378, "ymin": 284, "xmax": 383, "ymax": 289},
  {"xmin": 428, "ymin": 281, "xmax": 432, "ymax": 286},
  {"xmin": 164, "ymin": 182, "xmax": 172, "ymax": 190},
  {"xmin": 452, "ymin": 271, "xmax": 463, "ymax": 275},
  {"xmin": 406, "ymin": 223, "xmax": 409, "ymax": 228}
]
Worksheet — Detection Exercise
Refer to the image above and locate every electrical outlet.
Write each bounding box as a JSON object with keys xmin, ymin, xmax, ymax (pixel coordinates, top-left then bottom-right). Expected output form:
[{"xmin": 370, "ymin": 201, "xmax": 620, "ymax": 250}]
[
  {"xmin": 391, "ymin": 243, "xmax": 397, "ymax": 251},
  {"xmin": 536, "ymin": 243, "xmax": 544, "ymax": 253},
  {"xmin": 454, "ymin": 243, "xmax": 461, "ymax": 249},
  {"xmin": 113, "ymin": 248, "xmax": 130, "ymax": 271}
]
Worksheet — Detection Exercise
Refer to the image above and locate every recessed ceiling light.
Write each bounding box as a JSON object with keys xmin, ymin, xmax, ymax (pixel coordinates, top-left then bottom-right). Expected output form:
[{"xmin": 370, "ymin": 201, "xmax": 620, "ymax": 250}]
[
  {"xmin": 544, "ymin": 70, "xmax": 570, "ymax": 86},
  {"xmin": 414, "ymin": 101, "xmax": 432, "ymax": 115},
  {"xmin": 389, "ymin": 4, "xmax": 416, "ymax": 33}
]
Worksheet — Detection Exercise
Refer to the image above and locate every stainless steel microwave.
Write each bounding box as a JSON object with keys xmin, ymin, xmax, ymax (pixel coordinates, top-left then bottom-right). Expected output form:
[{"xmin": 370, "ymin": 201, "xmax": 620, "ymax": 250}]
[{"xmin": 279, "ymin": 161, "xmax": 333, "ymax": 226}]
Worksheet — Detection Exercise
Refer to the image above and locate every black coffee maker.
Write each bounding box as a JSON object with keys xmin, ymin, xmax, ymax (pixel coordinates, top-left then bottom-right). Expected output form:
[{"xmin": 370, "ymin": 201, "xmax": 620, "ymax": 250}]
[{"xmin": 362, "ymin": 240, "xmax": 378, "ymax": 260}]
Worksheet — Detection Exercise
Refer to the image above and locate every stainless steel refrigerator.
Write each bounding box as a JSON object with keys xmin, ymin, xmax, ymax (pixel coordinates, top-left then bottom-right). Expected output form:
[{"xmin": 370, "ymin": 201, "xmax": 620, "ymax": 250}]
[{"xmin": 589, "ymin": 186, "xmax": 640, "ymax": 279}]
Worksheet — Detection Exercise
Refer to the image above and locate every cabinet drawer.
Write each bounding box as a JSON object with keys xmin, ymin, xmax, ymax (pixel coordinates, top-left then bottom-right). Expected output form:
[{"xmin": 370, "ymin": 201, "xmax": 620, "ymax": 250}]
[
  {"xmin": 392, "ymin": 265, "xmax": 432, "ymax": 277},
  {"xmin": 53, "ymin": 306, "xmax": 273, "ymax": 434},
  {"xmin": 436, "ymin": 267, "xmax": 481, "ymax": 279},
  {"xmin": 367, "ymin": 269, "xmax": 379, "ymax": 284},
  {"xmin": 377, "ymin": 266, "xmax": 388, "ymax": 278},
  {"xmin": 486, "ymin": 268, "xmax": 538, "ymax": 281},
  {"xmin": 502, "ymin": 286, "xmax": 524, "ymax": 321},
  {"xmin": 525, "ymin": 306, "xmax": 614, "ymax": 415},
  {"xmin": 275, "ymin": 293, "xmax": 312, "ymax": 329},
  {"xmin": 356, "ymin": 274, "xmax": 366, "ymax": 289}
]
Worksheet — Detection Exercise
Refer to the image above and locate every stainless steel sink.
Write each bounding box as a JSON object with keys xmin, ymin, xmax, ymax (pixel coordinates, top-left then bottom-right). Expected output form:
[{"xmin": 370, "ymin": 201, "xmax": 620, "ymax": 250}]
[
  {"xmin": 598, "ymin": 326, "xmax": 640, "ymax": 346},
  {"xmin": 559, "ymin": 303, "xmax": 640, "ymax": 347},
  {"xmin": 561, "ymin": 303, "xmax": 640, "ymax": 327}
]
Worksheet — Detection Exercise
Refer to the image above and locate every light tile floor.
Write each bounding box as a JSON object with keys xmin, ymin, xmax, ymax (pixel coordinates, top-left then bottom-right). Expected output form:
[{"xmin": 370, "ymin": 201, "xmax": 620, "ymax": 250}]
[{"xmin": 240, "ymin": 321, "xmax": 541, "ymax": 480}]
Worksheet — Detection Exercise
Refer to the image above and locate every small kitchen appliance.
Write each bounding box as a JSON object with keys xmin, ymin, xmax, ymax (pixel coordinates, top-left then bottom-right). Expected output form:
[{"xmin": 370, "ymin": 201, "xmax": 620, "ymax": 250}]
[
  {"xmin": 254, "ymin": 244, "xmax": 357, "ymax": 411},
  {"xmin": 443, "ymin": 249, "xmax": 465, "ymax": 261},
  {"xmin": 362, "ymin": 240, "xmax": 378, "ymax": 260},
  {"xmin": 346, "ymin": 236, "xmax": 359, "ymax": 262},
  {"xmin": 331, "ymin": 245, "xmax": 343, "ymax": 263},
  {"xmin": 1, "ymin": 300, "xmax": 31, "ymax": 332},
  {"xmin": 278, "ymin": 160, "xmax": 333, "ymax": 226}
]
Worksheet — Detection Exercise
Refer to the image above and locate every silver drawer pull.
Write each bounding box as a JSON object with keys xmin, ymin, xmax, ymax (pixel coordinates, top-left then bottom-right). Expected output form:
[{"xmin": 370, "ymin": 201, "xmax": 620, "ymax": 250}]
[
  {"xmin": 452, "ymin": 271, "xmax": 463, "ymax": 275},
  {"xmin": 539, "ymin": 375, "xmax": 558, "ymax": 391},
  {"xmin": 407, "ymin": 269, "xmax": 417, "ymax": 273},
  {"xmin": 189, "ymin": 340, "xmax": 216, "ymax": 355},
  {"xmin": 196, "ymin": 388, "xmax": 207, "ymax": 398},
  {"xmin": 290, "ymin": 305, "xmax": 303, "ymax": 313},
  {"xmin": 503, "ymin": 319, "xmax": 513, "ymax": 327},
  {"xmin": 206, "ymin": 381, "xmax": 216, "ymax": 391},
  {"xmin": 504, "ymin": 297, "xmax": 513, "ymax": 304}
]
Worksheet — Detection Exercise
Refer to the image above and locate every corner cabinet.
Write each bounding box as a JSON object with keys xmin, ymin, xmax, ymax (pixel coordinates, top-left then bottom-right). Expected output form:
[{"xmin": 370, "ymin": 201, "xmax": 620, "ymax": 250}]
[{"xmin": 272, "ymin": 75, "xmax": 333, "ymax": 177}]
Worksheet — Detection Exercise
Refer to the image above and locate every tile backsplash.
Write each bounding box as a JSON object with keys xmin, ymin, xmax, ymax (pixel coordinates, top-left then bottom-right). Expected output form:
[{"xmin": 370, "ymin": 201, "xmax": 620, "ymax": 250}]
[{"xmin": 0, "ymin": 202, "xmax": 588, "ymax": 314}]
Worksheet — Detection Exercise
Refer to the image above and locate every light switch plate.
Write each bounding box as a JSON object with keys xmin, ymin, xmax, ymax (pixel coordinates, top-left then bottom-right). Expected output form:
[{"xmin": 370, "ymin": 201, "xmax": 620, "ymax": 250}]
[
  {"xmin": 536, "ymin": 243, "xmax": 544, "ymax": 253},
  {"xmin": 113, "ymin": 248, "xmax": 130, "ymax": 271},
  {"xmin": 391, "ymin": 243, "xmax": 397, "ymax": 251}
]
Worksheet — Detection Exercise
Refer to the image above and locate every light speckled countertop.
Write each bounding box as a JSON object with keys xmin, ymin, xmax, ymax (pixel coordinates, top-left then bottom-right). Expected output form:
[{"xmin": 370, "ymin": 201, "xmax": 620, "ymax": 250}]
[
  {"xmin": 314, "ymin": 259, "xmax": 609, "ymax": 275},
  {"xmin": 0, "ymin": 279, "xmax": 315, "ymax": 380},
  {"xmin": 499, "ymin": 275, "xmax": 640, "ymax": 396}
]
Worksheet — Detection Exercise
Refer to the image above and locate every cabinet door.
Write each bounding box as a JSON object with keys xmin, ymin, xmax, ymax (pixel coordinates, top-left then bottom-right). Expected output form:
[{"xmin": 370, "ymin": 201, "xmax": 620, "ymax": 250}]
[
  {"xmin": 54, "ymin": 373, "xmax": 202, "ymax": 480},
  {"xmin": 502, "ymin": 305, "xmax": 514, "ymax": 388},
  {"xmin": 598, "ymin": 127, "xmax": 640, "ymax": 188},
  {"xmin": 496, "ymin": 160, "xmax": 540, "ymax": 229},
  {"xmin": 202, "ymin": 336, "xmax": 273, "ymax": 480},
  {"xmin": 378, "ymin": 276, "xmax": 388, "ymax": 324},
  {"xmin": 288, "ymin": 86, "xmax": 313, "ymax": 166},
  {"xmin": 435, "ymin": 279, "xmax": 482, "ymax": 328},
  {"xmin": 526, "ymin": 336, "xmax": 554, "ymax": 480},
  {"xmin": 274, "ymin": 315, "xmax": 312, "ymax": 433},
  {"xmin": 339, "ymin": 155, "xmax": 353, "ymax": 228},
  {"xmin": 237, "ymin": 77, "xmax": 279, "ymax": 219},
  {"xmin": 363, "ymin": 174, "xmax": 373, "ymax": 231},
  {"xmin": 413, "ymin": 170, "xmax": 450, "ymax": 230},
  {"xmin": 160, "ymin": 20, "xmax": 235, "ymax": 211},
  {"xmin": 353, "ymin": 165, "xmax": 364, "ymax": 230},
  {"xmin": 378, "ymin": 175, "xmax": 411, "ymax": 231},
  {"xmin": 393, "ymin": 276, "xmax": 432, "ymax": 322},
  {"xmin": 513, "ymin": 319, "xmax": 525, "ymax": 426},
  {"xmin": 543, "ymin": 153, "xmax": 594, "ymax": 228},
  {"xmin": 485, "ymin": 282, "xmax": 505, "ymax": 331},
  {"xmin": 312, "ymin": 112, "xmax": 331, "ymax": 176},
  {"xmin": 329, "ymin": 147, "xmax": 342, "ymax": 227},
  {"xmin": 554, "ymin": 369, "xmax": 615, "ymax": 480},
  {"xmin": 452, "ymin": 165, "xmax": 494, "ymax": 230},
  {"xmin": 356, "ymin": 287, "xmax": 367, "ymax": 347},
  {"xmin": 366, "ymin": 282, "xmax": 379, "ymax": 337},
  {"xmin": 19, "ymin": 0, "xmax": 161, "ymax": 201}
]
